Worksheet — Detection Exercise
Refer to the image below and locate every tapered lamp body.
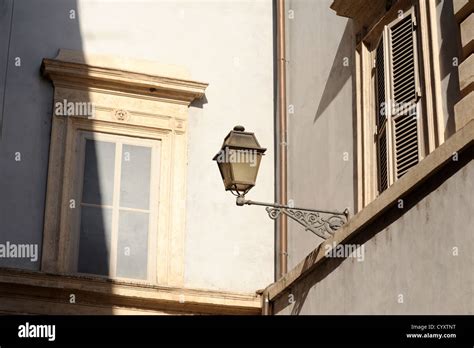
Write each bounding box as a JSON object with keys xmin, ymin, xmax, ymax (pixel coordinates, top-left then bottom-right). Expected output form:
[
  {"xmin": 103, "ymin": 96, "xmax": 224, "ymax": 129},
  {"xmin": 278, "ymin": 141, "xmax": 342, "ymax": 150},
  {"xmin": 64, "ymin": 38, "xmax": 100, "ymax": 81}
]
[{"xmin": 213, "ymin": 126, "xmax": 266, "ymax": 194}]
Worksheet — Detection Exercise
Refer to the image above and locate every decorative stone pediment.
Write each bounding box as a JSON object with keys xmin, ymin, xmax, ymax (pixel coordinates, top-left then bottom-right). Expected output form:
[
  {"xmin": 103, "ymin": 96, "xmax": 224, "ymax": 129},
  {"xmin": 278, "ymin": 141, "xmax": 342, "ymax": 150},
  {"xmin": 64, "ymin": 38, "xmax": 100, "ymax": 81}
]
[
  {"xmin": 42, "ymin": 49, "xmax": 208, "ymax": 105},
  {"xmin": 41, "ymin": 50, "xmax": 208, "ymax": 133}
]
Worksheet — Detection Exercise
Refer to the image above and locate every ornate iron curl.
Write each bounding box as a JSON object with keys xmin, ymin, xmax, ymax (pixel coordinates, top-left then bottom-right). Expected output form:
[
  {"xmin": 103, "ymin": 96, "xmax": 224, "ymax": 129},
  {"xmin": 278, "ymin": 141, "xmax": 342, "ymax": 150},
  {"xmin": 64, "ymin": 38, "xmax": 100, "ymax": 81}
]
[{"xmin": 236, "ymin": 195, "xmax": 348, "ymax": 239}]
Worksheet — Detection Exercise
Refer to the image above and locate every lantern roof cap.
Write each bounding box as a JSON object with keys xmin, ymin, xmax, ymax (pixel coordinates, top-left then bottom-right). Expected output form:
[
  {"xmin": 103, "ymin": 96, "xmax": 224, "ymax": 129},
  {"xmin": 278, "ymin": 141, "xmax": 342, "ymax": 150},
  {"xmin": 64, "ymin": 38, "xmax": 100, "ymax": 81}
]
[{"xmin": 213, "ymin": 126, "xmax": 267, "ymax": 161}]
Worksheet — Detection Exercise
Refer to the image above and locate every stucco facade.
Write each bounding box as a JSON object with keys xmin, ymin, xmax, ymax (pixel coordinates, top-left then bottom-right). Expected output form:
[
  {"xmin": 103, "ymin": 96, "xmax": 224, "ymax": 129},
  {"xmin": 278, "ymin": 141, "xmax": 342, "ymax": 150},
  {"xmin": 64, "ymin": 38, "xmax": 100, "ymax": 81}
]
[
  {"xmin": 265, "ymin": 0, "xmax": 474, "ymax": 315},
  {"xmin": 285, "ymin": 0, "xmax": 355, "ymax": 270},
  {"xmin": 0, "ymin": 0, "xmax": 472, "ymax": 315},
  {"xmin": 274, "ymin": 141, "xmax": 474, "ymax": 314},
  {"xmin": 0, "ymin": 0, "xmax": 274, "ymax": 314}
]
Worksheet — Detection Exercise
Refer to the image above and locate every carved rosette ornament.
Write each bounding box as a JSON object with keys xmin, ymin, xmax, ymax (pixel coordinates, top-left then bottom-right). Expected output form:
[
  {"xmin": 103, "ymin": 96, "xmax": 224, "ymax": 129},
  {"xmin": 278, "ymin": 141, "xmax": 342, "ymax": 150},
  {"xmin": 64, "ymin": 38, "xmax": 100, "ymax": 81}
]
[{"xmin": 114, "ymin": 109, "xmax": 130, "ymax": 122}]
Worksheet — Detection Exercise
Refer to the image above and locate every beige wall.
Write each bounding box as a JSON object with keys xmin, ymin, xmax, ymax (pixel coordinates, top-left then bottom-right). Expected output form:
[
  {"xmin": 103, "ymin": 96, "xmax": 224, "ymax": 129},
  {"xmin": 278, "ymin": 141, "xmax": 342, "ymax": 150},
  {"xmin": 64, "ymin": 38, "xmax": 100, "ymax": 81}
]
[
  {"xmin": 71, "ymin": 0, "xmax": 276, "ymax": 293},
  {"xmin": 285, "ymin": 0, "xmax": 355, "ymax": 269},
  {"xmin": 0, "ymin": 0, "xmax": 274, "ymax": 294}
]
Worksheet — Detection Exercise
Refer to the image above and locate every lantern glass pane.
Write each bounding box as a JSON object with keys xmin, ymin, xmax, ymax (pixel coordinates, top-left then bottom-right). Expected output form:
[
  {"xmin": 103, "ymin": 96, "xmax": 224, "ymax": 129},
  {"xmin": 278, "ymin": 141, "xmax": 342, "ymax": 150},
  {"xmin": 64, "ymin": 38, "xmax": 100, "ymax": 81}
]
[
  {"xmin": 217, "ymin": 161, "xmax": 232, "ymax": 189},
  {"xmin": 229, "ymin": 150, "xmax": 262, "ymax": 191}
]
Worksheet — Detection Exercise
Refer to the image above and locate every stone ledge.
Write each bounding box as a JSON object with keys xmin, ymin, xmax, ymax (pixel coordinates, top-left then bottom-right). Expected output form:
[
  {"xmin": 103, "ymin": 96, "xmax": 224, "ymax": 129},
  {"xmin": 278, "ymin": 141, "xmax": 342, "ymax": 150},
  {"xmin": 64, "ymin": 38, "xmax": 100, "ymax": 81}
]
[
  {"xmin": 264, "ymin": 120, "xmax": 474, "ymax": 301},
  {"xmin": 455, "ymin": 90, "xmax": 474, "ymax": 131},
  {"xmin": 330, "ymin": 0, "xmax": 385, "ymax": 19},
  {"xmin": 0, "ymin": 267, "xmax": 261, "ymax": 315},
  {"xmin": 459, "ymin": 53, "xmax": 474, "ymax": 96},
  {"xmin": 461, "ymin": 13, "xmax": 474, "ymax": 59},
  {"xmin": 453, "ymin": 0, "xmax": 474, "ymax": 23}
]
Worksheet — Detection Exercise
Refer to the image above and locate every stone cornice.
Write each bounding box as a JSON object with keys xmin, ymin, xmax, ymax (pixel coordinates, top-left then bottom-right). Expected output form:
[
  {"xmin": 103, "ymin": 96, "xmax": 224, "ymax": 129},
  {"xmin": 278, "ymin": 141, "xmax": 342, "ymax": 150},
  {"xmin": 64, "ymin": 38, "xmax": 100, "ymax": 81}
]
[
  {"xmin": 330, "ymin": 0, "xmax": 385, "ymax": 19},
  {"xmin": 41, "ymin": 50, "xmax": 208, "ymax": 105},
  {"xmin": 0, "ymin": 268, "xmax": 261, "ymax": 315}
]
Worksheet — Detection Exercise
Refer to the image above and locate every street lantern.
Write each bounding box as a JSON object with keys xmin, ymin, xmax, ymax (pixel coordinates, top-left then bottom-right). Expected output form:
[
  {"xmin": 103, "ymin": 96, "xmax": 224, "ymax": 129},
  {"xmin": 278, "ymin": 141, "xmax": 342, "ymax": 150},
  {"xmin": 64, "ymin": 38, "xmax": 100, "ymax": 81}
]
[
  {"xmin": 213, "ymin": 125, "xmax": 266, "ymax": 195},
  {"xmin": 213, "ymin": 125, "xmax": 350, "ymax": 240}
]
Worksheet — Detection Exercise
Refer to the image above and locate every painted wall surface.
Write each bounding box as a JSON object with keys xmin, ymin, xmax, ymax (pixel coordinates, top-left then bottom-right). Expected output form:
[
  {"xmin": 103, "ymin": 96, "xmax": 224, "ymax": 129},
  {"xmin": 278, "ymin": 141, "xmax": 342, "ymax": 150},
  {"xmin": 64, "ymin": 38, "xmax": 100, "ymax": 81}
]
[
  {"xmin": 285, "ymin": 0, "xmax": 355, "ymax": 270},
  {"xmin": 274, "ymin": 159, "xmax": 474, "ymax": 314},
  {"xmin": 283, "ymin": 0, "xmax": 463, "ymax": 272},
  {"xmin": 0, "ymin": 0, "xmax": 83, "ymax": 270},
  {"xmin": 0, "ymin": 0, "xmax": 274, "ymax": 293}
]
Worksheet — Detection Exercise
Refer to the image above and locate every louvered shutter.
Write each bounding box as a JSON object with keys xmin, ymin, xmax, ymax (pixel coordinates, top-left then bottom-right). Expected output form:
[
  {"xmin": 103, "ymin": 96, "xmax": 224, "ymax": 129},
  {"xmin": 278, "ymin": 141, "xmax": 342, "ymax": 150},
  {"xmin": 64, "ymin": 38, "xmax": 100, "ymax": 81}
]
[
  {"xmin": 388, "ymin": 12, "xmax": 420, "ymax": 179},
  {"xmin": 375, "ymin": 40, "xmax": 388, "ymax": 192}
]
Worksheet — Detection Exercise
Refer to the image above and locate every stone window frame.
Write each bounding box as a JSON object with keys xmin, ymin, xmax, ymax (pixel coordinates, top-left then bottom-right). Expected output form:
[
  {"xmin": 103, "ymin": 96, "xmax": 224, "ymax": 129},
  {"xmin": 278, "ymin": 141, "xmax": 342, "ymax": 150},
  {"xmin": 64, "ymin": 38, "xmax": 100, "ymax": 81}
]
[
  {"xmin": 41, "ymin": 49, "xmax": 208, "ymax": 287},
  {"xmin": 353, "ymin": 0, "xmax": 445, "ymax": 211}
]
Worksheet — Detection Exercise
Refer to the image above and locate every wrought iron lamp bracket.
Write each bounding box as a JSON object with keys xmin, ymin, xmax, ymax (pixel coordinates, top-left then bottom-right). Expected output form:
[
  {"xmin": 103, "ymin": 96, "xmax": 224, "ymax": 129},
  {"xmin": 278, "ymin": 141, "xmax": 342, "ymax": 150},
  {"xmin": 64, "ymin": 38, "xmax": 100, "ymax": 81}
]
[{"xmin": 236, "ymin": 195, "xmax": 349, "ymax": 240}]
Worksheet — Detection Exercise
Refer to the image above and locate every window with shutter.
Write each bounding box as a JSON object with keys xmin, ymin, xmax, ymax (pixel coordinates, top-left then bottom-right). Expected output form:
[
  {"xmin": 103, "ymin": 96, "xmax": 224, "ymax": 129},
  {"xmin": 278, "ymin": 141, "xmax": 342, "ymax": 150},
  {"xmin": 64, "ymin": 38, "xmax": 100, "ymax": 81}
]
[
  {"xmin": 356, "ymin": 3, "xmax": 445, "ymax": 209},
  {"xmin": 374, "ymin": 9, "xmax": 422, "ymax": 193}
]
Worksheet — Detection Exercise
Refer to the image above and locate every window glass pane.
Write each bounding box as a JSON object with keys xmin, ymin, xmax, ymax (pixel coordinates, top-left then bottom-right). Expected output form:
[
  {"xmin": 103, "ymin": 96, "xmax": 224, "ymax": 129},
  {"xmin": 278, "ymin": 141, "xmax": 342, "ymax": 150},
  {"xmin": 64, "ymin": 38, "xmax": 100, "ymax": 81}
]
[
  {"xmin": 116, "ymin": 210, "xmax": 149, "ymax": 279},
  {"xmin": 78, "ymin": 206, "xmax": 112, "ymax": 276},
  {"xmin": 82, "ymin": 139, "xmax": 116, "ymax": 205},
  {"xmin": 120, "ymin": 145, "xmax": 151, "ymax": 209}
]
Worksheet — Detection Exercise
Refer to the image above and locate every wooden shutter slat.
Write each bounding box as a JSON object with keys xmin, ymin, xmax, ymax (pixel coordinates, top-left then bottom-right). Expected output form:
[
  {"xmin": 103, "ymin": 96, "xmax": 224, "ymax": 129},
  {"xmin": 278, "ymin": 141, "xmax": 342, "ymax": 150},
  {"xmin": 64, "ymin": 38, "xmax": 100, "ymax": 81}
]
[
  {"xmin": 398, "ymin": 156, "xmax": 418, "ymax": 171},
  {"xmin": 397, "ymin": 141, "xmax": 418, "ymax": 159},
  {"xmin": 395, "ymin": 132, "xmax": 417, "ymax": 149},
  {"xmin": 393, "ymin": 43, "xmax": 414, "ymax": 58},
  {"xmin": 389, "ymin": 13, "xmax": 419, "ymax": 179},
  {"xmin": 396, "ymin": 133, "xmax": 417, "ymax": 151}
]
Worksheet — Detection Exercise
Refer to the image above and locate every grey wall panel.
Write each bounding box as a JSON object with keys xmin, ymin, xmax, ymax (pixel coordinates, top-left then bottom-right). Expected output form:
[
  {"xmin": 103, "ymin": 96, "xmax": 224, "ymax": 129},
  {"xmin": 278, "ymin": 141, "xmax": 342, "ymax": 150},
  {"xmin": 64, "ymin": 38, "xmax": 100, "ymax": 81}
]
[
  {"xmin": 275, "ymin": 158, "xmax": 474, "ymax": 314},
  {"xmin": 285, "ymin": 0, "xmax": 355, "ymax": 269},
  {"xmin": 0, "ymin": 0, "xmax": 14, "ymax": 136},
  {"xmin": 0, "ymin": 0, "xmax": 83, "ymax": 270}
]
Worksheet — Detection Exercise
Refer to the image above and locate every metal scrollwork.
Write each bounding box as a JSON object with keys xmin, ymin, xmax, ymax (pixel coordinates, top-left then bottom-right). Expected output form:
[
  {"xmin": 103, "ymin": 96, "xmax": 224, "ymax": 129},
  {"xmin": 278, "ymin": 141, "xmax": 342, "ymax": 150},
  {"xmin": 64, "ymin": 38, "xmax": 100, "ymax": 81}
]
[
  {"xmin": 239, "ymin": 195, "xmax": 349, "ymax": 239},
  {"xmin": 265, "ymin": 206, "xmax": 347, "ymax": 239},
  {"xmin": 266, "ymin": 207, "xmax": 282, "ymax": 220}
]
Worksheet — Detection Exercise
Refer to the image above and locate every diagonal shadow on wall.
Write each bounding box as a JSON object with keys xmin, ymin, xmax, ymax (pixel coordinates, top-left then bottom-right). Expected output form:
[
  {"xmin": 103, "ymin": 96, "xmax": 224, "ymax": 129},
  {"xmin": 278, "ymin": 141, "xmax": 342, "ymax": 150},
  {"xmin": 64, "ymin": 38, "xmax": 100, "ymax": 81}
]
[{"xmin": 313, "ymin": 20, "xmax": 353, "ymax": 124}]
